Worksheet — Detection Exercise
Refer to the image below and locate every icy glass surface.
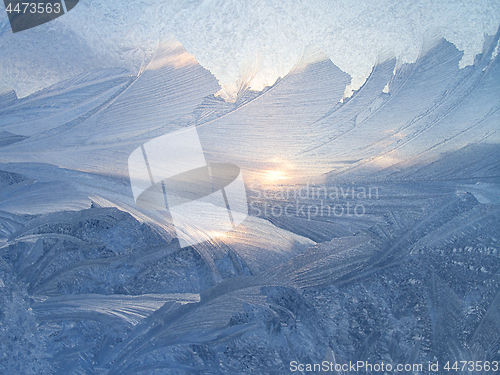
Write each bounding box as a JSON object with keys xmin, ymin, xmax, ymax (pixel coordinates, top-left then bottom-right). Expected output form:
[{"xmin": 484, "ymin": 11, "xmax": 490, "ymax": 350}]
[
  {"xmin": 0, "ymin": 1, "xmax": 499, "ymax": 374},
  {"xmin": 1, "ymin": 0, "xmax": 500, "ymax": 99}
]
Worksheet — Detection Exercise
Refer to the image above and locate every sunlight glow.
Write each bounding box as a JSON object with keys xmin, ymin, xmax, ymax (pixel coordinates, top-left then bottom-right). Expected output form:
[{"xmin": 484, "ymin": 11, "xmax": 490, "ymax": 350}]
[
  {"xmin": 256, "ymin": 158, "xmax": 296, "ymax": 187},
  {"xmin": 263, "ymin": 169, "xmax": 287, "ymax": 182}
]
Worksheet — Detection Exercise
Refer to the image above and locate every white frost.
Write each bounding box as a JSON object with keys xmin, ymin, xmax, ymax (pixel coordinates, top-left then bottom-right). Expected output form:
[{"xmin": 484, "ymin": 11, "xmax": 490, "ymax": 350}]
[{"xmin": 1, "ymin": 0, "xmax": 499, "ymax": 99}]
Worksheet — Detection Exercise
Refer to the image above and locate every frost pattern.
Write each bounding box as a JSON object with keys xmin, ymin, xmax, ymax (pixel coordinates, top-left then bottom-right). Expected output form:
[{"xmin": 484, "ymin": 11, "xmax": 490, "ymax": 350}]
[{"xmin": 1, "ymin": 0, "xmax": 500, "ymax": 99}]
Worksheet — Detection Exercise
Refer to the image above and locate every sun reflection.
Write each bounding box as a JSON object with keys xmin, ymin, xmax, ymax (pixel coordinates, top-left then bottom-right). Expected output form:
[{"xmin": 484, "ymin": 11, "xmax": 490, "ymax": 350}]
[
  {"xmin": 256, "ymin": 158, "xmax": 296, "ymax": 187},
  {"xmin": 263, "ymin": 169, "xmax": 287, "ymax": 182},
  {"xmin": 206, "ymin": 230, "xmax": 228, "ymax": 239}
]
